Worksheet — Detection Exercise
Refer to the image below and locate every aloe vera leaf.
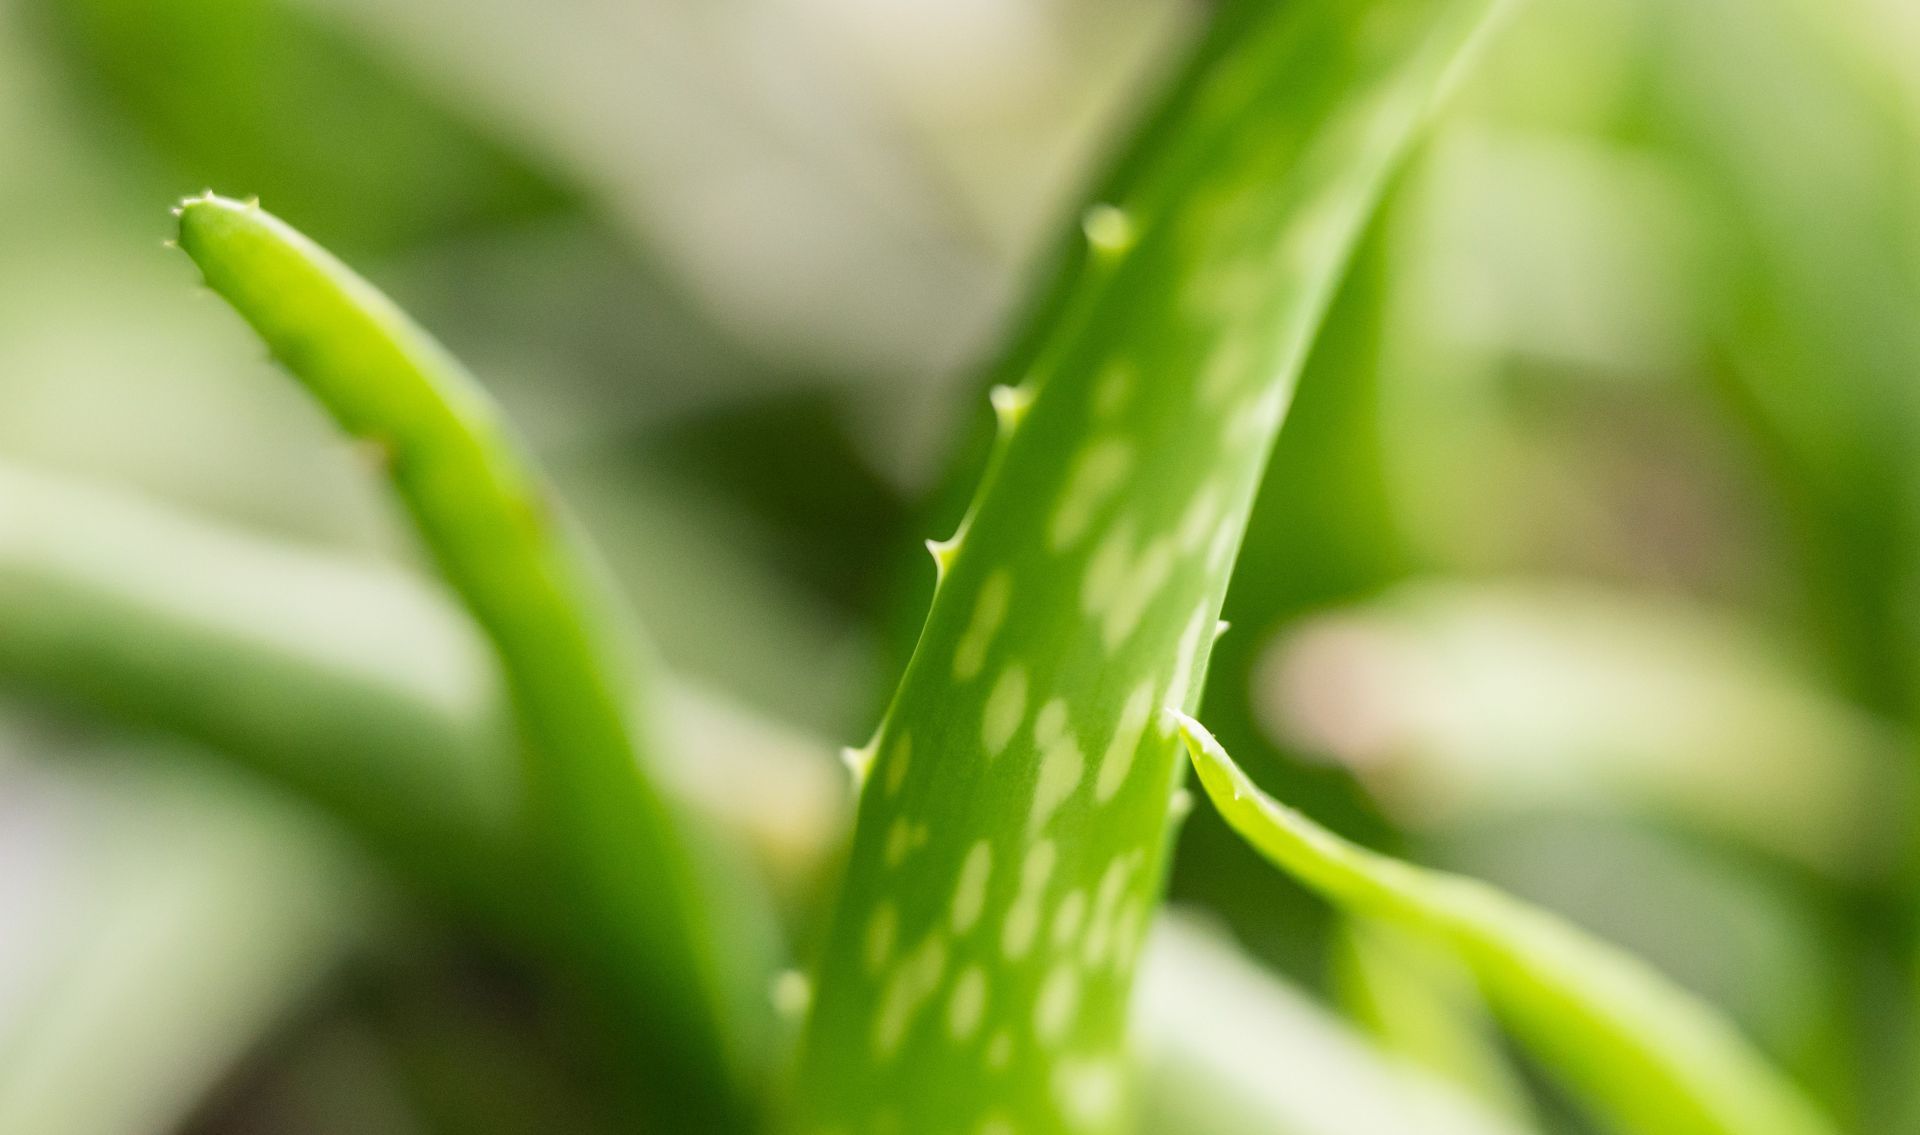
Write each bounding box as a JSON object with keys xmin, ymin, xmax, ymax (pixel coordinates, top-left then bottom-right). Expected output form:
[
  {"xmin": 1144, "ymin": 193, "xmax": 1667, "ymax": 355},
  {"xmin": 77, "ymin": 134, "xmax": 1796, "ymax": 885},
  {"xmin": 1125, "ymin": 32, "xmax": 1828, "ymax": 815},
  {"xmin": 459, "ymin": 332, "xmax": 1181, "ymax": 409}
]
[
  {"xmin": 172, "ymin": 195, "xmax": 754, "ymax": 1128},
  {"xmin": 1174, "ymin": 711, "xmax": 1840, "ymax": 1135},
  {"xmin": 793, "ymin": 1, "xmax": 1513, "ymax": 1130},
  {"xmin": 0, "ymin": 469, "xmax": 1530, "ymax": 1135}
]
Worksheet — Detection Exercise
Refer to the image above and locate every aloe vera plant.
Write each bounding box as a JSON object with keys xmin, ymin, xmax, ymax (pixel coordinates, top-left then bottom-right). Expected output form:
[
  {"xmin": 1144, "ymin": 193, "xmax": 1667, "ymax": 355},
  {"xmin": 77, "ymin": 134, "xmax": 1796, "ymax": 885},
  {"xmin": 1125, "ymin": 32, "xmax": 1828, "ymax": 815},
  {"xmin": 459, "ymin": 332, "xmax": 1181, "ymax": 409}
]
[
  {"xmin": 172, "ymin": 195, "xmax": 762, "ymax": 1129},
  {"xmin": 794, "ymin": 1, "xmax": 1511, "ymax": 1130},
  {"xmin": 0, "ymin": 463, "xmax": 1525, "ymax": 1135},
  {"xmin": 8, "ymin": 0, "xmax": 1898, "ymax": 1131},
  {"xmin": 1174, "ymin": 712, "xmax": 1838, "ymax": 1135}
]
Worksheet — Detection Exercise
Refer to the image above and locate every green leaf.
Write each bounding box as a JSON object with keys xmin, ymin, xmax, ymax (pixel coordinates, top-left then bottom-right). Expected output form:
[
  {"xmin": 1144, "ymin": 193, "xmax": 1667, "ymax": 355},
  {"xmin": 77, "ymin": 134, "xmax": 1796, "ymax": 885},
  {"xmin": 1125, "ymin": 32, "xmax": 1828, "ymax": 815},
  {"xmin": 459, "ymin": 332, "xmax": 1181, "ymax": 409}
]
[
  {"xmin": 1174, "ymin": 711, "xmax": 1840, "ymax": 1135},
  {"xmin": 794, "ymin": 0, "xmax": 1512, "ymax": 1130},
  {"xmin": 0, "ymin": 466, "xmax": 1533, "ymax": 1135},
  {"xmin": 172, "ymin": 195, "xmax": 756, "ymax": 1129}
]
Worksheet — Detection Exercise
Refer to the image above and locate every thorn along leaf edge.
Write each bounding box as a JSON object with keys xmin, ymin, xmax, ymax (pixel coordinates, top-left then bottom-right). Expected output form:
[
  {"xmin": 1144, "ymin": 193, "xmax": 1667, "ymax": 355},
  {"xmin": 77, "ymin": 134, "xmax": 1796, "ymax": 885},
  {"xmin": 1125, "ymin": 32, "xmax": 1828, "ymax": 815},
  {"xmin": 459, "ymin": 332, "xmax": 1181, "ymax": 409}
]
[{"xmin": 793, "ymin": 1, "xmax": 1518, "ymax": 1132}]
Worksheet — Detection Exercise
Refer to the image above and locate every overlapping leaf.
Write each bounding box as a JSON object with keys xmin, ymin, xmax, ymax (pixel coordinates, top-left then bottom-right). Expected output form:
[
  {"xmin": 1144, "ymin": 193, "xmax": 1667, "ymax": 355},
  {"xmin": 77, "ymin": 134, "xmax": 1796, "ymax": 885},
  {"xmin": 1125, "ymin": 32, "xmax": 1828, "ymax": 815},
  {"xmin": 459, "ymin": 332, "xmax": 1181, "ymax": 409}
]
[{"xmin": 1176, "ymin": 711, "xmax": 1839, "ymax": 1135}]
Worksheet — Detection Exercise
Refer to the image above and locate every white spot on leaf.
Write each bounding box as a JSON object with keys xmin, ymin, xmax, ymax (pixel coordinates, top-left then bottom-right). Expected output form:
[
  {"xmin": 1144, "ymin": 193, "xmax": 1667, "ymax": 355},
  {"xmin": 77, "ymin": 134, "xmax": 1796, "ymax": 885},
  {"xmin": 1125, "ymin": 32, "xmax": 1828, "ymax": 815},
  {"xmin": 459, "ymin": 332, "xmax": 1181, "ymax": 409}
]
[
  {"xmin": 1101, "ymin": 536, "xmax": 1175, "ymax": 648},
  {"xmin": 874, "ymin": 932, "xmax": 949, "ymax": 1058},
  {"xmin": 983, "ymin": 667, "xmax": 1028, "ymax": 758},
  {"xmin": 1001, "ymin": 840, "xmax": 1057, "ymax": 960},
  {"xmin": 1054, "ymin": 1055, "xmax": 1124, "ymax": 1129},
  {"xmin": 1050, "ymin": 439, "xmax": 1134, "ymax": 551},
  {"xmin": 884, "ymin": 818, "xmax": 909, "ymax": 865},
  {"xmin": 884, "ymin": 734, "xmax": 912, "ymax": 797},
  {"xmin": 1035, "ymin": 698, "xmax": 1071, "ymax": 751},
  {"xmin": 1083, "ymin": 853, "xmax": 1139, "ymax": 968},
  {"xmin": 1177, "ymin": 482, "xmax": 1224, "ymax": 554},
  {"xmin": 1095, "ymin": 681, "xmax": 1156, "ymax": 802},
  {"xmin": 1199, "ymin": 337, "xmax": 1254, "ymax": 405},
  {"xmin": 1092, "ymin": 363, "xmax": 1133, "ymax": 418},
  {"xmin": 951, "ymin": 841, "xmax": 994, "ymax": 934},
  {"xmin": 947, "ymin": 965, "xmax": 988, "ymax": 1041},
  {"xmin": 1029, "ymin": 734, "xmax": 1085, "ymax": 834},
  {"xmin": 1034, "ymin": 963, "xmax": 1081, "ymax": 1043},
  {"xmin": 770, "ymin": 970, "xmax": 811, "ymax": 1018},
  {"xmin": 1052, "ymin": 888, "xmax": 1088, "ymax": 950},
  {"xmin": 865, "ymin": 905, "xmax": 898, "ymax": 973},
  {"xmin": 954, "ymin": 570, "xmax": 1012, "ymax": 681}
]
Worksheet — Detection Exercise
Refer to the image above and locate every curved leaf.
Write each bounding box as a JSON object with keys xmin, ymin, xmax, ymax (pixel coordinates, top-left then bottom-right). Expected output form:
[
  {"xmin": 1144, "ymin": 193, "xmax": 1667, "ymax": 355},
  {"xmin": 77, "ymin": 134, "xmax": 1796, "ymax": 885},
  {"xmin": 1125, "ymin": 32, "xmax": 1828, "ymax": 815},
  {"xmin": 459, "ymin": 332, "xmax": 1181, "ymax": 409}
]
[
  {"xmin": 0, "ymin": 466, "xmax": 1533, "ymax": 1135},
  {"xmin": 1174, "ymin": 710, "xmax": 1839, "ymax": 1135},
  {"xmin": 173, "ymin": 195, "xmax": 756, "ymax": 1129}
]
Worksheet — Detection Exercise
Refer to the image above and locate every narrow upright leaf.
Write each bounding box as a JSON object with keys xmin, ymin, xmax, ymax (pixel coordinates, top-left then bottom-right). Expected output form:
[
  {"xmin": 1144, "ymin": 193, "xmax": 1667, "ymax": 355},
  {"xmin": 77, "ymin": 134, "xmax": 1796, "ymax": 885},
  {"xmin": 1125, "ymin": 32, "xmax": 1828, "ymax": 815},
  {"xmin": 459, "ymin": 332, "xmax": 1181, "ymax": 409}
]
[
  {"xmin": 1175, "ymin": 711, "xmax": 1839, "ymax": 1135},
  {"xmin": 173, "ymin": 195, "xmax": 755, "ymax": 1129},
  {"xmin": 795, "ymin": 1, "xmax": 1511, "ymax": 1130}
]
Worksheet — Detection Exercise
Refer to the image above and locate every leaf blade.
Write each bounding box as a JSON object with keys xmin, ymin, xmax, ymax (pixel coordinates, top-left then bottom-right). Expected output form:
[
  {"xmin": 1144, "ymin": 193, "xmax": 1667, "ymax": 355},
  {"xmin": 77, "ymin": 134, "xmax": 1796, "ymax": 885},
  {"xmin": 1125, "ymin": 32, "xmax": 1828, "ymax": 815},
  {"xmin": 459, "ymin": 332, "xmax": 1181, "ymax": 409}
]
[
  {"xmin": 173, "ymin": 195, "xmax": 755, "ymax": 1128},
  {"xmin": 795, "ymin": 1, "xmax": 1514, "ymax": 1130},
  {"xmin": 1174, "ymin": 710, "xmax": 1839, "ymax": 1135}
]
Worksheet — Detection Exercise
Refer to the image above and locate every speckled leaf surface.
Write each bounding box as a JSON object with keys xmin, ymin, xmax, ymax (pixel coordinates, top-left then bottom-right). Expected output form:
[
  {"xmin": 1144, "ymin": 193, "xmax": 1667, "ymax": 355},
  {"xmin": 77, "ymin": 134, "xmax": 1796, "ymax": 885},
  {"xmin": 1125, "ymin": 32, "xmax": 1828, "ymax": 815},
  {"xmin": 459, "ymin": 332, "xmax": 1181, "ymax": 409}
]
[
  {"xmin": 793, "ymin": 2, "xmax": 1512, "ymax": 1132},
  {"xmin": 1176, "ymin": 712, "xmax": 1839, "ymax": 1135}
]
